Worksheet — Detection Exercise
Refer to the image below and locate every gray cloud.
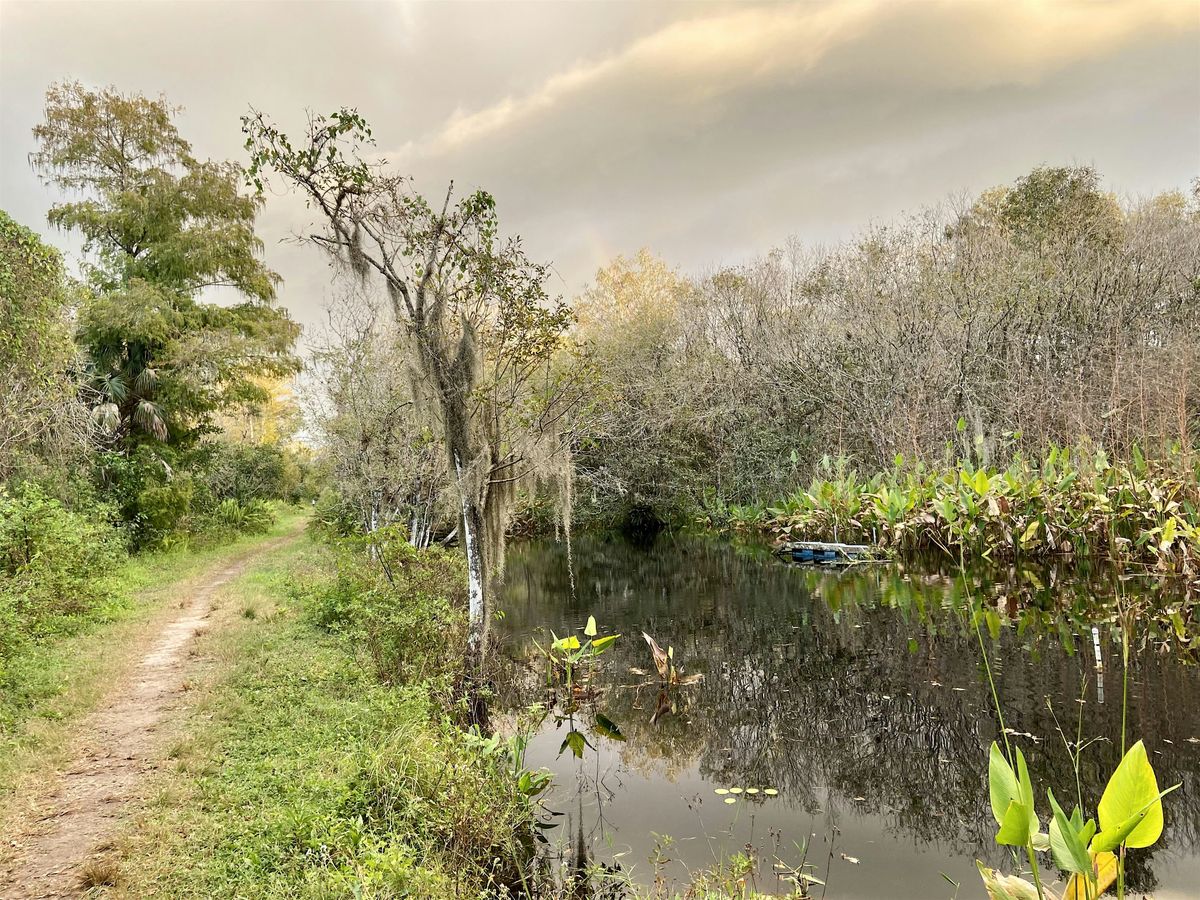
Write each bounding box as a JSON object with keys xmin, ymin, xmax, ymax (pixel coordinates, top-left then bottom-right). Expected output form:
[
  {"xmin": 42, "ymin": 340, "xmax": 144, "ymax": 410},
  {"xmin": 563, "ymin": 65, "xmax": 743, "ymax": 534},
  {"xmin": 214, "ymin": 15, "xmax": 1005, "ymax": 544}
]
[{"xmin": 2, "ymin": 0, "xmax": 1197, "ymax": 344}]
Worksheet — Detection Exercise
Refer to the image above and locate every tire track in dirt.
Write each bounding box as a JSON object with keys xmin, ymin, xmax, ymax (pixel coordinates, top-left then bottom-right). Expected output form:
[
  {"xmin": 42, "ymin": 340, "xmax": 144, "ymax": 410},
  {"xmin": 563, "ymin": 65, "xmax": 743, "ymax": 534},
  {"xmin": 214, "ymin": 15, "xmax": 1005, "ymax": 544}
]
[{"xmin": 0, "ymin": 527, "xmax": 303, "ymax": 899}]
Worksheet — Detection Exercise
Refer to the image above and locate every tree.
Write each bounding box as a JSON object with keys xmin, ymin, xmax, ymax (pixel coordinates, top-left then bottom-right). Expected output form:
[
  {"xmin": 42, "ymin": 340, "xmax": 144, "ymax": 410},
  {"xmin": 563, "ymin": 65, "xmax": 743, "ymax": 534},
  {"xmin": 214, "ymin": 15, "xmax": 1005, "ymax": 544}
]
[
  {"xmin": 243, "ymin": 109, "xmax": 579, "ymax": 658},
  {"xmin": 307, "ymin": 292, "xmax": 447, "ymax": 540},
  {"xmin": 0, "ymin": 211, "xmax": 87, "ymax": 482},
  {"xmin": 31, "ymin": 82, "xmax": 299, "ymax": 450}
]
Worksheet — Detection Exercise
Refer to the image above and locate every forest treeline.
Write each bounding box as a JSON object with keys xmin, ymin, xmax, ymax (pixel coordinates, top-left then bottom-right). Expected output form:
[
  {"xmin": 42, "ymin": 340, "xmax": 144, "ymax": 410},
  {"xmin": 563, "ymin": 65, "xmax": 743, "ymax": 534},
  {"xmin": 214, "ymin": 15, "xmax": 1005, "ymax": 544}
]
[
  {"xmin": 319, "ymin": 165, "xmax": 1200, "ymax": 533},
  {"xmin": 1, "ymin": 84, "xmax": 313, "ymax": 703}
]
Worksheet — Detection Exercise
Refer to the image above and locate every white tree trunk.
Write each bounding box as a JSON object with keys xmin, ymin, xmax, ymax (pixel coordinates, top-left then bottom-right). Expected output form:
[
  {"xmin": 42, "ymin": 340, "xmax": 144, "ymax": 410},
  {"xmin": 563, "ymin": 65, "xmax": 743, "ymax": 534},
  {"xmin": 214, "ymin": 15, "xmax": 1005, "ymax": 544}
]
[{"xmin": 454, "ymin": 452, "xmax": 486, "ymax": 653}]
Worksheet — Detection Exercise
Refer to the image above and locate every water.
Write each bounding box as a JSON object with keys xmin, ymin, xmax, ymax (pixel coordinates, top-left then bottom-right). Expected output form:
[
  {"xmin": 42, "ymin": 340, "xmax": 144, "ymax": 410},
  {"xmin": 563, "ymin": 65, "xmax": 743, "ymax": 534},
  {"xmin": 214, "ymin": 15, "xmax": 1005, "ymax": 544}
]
[{"xmin": 496, "ymin": 531, "xmax": 1200, "ymax": 898}]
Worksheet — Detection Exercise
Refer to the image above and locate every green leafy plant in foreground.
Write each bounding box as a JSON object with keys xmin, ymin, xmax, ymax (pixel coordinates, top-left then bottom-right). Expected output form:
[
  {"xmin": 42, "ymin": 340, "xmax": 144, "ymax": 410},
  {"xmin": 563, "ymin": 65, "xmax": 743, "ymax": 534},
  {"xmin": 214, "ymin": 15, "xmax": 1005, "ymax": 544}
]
[
  {"xmin": 536, "ymin": 614, "xmax": 620, "ymax": 693},
  {"xmin": 980, "ymin": 739, "xmax": 1179, "ymax": 900},
  {"xmin": 533, "ymin": 615, "xmax": 622, "ymax": 760}
]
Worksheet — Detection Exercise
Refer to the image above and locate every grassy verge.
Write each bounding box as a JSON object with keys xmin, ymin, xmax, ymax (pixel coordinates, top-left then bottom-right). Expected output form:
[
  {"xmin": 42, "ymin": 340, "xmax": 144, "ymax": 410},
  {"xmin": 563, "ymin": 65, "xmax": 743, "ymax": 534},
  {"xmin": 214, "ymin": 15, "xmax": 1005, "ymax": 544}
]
[
  {"xmin": 114, "ymin": 530, "xmax": 537, "ymax": 898},
  {"xmin": 0, "ymin": 506, "xmax": 307, "ymax": 799}
]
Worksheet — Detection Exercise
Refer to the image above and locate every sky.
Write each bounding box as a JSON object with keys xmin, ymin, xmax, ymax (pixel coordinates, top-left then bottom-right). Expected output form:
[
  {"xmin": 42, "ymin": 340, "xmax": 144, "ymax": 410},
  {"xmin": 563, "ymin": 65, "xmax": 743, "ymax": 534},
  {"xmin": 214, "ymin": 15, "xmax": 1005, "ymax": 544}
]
[{"xmin": 2, "ymin": 0, "xmax": 1198, "ymax": 343}]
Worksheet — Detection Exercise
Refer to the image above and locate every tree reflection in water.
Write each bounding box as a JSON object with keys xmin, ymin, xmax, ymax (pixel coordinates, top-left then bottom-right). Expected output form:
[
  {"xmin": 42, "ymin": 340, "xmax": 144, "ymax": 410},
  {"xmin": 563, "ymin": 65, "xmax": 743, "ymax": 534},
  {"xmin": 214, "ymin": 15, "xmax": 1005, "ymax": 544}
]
[{"xmin": 496, "ymin": 532, "xmax": 1200, "ymax": 897}]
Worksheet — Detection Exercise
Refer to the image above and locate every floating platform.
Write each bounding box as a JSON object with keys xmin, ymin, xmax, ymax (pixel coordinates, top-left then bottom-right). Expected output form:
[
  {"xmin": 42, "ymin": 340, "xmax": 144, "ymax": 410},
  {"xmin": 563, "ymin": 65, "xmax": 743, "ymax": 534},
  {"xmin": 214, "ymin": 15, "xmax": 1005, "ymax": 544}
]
[{"xmin": 774, "ymin": 540, "xmax": 881, "ymax": 565}]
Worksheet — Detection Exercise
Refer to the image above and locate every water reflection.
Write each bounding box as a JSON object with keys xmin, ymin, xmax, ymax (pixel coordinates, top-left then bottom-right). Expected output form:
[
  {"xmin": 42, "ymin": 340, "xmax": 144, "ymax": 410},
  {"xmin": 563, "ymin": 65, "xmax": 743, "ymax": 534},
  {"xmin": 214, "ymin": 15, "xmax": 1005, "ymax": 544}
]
[{"xmin": 497, "ymin": 532, "xmax": 1200, "ymax": 898}]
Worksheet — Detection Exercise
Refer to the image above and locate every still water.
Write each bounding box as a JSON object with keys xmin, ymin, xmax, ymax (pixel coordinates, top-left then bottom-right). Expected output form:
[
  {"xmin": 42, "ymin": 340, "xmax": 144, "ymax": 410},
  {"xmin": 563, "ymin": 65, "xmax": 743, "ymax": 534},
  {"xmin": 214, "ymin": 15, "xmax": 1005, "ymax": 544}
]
[{"xmin": 497, "ymin": 532, "xmax": 1200, "ymax": 898}]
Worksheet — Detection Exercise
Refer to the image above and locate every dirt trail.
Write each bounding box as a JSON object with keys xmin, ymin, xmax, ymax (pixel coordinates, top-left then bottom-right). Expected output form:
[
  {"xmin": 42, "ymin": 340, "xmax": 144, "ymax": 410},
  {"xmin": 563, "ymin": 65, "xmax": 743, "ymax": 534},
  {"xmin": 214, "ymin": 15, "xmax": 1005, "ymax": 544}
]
[{"xmin": 0, "ymin": 528, "xmax": 301, "ymax": 899}]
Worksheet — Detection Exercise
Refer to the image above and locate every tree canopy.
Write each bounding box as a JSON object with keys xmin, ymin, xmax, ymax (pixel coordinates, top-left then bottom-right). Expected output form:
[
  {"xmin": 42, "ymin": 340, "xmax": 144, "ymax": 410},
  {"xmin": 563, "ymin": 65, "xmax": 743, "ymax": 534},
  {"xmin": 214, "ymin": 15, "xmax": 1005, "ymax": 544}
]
[
  {"xmin": 0, "ymin": 210, "xmax": 85, "ymax": 480},
  {"xmin": 32, "ymin": 82, "xmax": 299, "ymax": 449}
]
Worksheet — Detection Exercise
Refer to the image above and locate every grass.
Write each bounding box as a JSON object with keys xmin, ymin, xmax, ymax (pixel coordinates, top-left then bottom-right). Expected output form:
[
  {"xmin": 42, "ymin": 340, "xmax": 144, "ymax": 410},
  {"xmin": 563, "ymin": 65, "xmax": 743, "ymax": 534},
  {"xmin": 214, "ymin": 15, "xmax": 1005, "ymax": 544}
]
[
  {"xmin": 113, "ymin": 532, "xmax": 537, "ymax": 899},
  {"xmin": 0, "ymin": 506, "xmax": 307, "ymax": 802}
]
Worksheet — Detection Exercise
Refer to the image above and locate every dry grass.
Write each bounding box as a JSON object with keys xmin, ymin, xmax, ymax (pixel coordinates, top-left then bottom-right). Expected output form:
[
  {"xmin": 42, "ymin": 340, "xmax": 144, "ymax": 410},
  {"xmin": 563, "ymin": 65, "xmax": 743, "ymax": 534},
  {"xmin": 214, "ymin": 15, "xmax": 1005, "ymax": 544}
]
[{"xmin": 79, "ymin": 854, "xmax": 121, "ymax": 890}]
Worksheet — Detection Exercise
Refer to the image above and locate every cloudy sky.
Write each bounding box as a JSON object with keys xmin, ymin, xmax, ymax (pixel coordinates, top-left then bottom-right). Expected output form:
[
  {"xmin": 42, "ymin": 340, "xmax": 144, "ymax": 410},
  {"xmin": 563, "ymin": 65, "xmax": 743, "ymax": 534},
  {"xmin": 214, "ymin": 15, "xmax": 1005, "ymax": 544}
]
[{"xmin": 2, "ymin": 0, "xmax": 1198, "ymax": 341}]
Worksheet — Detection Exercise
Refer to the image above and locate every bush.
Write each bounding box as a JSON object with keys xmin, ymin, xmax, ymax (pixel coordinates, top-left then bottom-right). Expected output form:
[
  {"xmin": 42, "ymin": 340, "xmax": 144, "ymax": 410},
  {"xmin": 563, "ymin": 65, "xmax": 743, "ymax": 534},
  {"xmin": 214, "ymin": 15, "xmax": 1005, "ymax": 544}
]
[
  {"xmin": 297, "ymin": 527, "xmax": 469, "ymax": 694},
  {"xmin": 0, "ymin": 483, "xmax": 126, "ymax": 678},
  {"xmin": 344, "ymin": 693, "xmax": 534, "ymax": 890},
  {"xmin": 95, "ymin": 446, "xmax": 191, "ymax": 549},
  {"xmin": 213, "ymin": 498, "xmax": 276, "ymax": 535},
  {"xmin": 201, "ymin": 442, "xmax": 289, "ymax": 505}
]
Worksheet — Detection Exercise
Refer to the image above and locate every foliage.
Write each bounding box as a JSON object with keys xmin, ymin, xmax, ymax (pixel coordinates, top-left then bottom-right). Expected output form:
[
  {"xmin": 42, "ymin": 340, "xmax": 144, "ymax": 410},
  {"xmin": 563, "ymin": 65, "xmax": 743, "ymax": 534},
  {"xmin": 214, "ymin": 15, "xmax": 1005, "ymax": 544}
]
[
  {"xmin": 0, "ymin": 482, "xmax": 126, "ymax": 727},
  {"xmin": 0, "ymin": 210, "xmax": 86, "ymax": 482},
  {"xmin": 93, "ymin": 442, "xmax": 286, "ymax": 549},
  {"xmin": 31, "ymin": 81, "xmax": 299, "ymax": 451},
  {"xmin": 299, "ymin": 526, "xmax": 470, "ymax": 695},
  {"xmin": 201, "ymin": 441, "xmax": 291, "ymax": 505},
  {"xmin": 981, "ymin": 739, "xmax": 1178, "ymax": 900},
  {"xmin": 213, "ymin": 498, "xmax": 275, "ymax": 535},
  {"xmin": 538, "ymin": 614, "xmax": 620, "ymax": 686},
  {"xmin": 0, "ymin": 483, "xmax": 125, "ymax": 668},
  {"xmin": 765, "ymin": 447, "xmax": 1200, "ymax": 578},
  {"xmin": 573, "ymin": 170, "xmax": 1200, "ymax": 524}
]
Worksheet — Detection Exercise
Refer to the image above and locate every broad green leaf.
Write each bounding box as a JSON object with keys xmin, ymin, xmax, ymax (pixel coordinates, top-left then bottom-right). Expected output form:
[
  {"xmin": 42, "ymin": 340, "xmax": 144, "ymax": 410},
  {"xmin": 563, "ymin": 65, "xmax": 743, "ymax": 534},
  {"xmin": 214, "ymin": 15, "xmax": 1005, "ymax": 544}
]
[
  {"xmin": 590, "ymin": 634, "xmax": 619, "ymax": 653},
  {"xmin": 996, "ymin": 799, "xmax": 1032, "ymax": 846},
  {"xmin": 584, "ymin": 615, "xmax": 598, "ymax": 637},
  {"xmin": 1094, "ymin": 740, "xmax": 1167, "ymax": 850},
  {"xmin": 554, "ymin": 635, "xmax": 581, "ymax": 651},
  {"xmin": 986, "ymin": 609, "xmax": 1001, "ymax": 641},
  {"xmin": 559, "ymin": 730, "xmax": 588, "ymax": 759},
  {"xmin": 1015, "ymin": 747, "xmax": 1040, "ymax": 837},
  {"xmin": 988, "ymin": 743, "xmax": 1019, "ymax": 826},
  {"xmin": 1160, "ymin": 516, "xmax": 1177, "ymax": 551},
  {"xmin": 974, "ymin": 469, "xmax": 990, "ymax": 496},
  {"xmin": 1048, "ymin": 789, "xmax": 1091, "ymax": 875},
  {"xmin": 991, "ymin": 745, "xmax": 1040, "ymax": 847},
  {"xmin": 1091, "ymin": 783, "xmax": 1180, "ymax": 853},
  {"xmin": 1020, "ymin": 519, "xmax": 1040, "ymax": 545}
]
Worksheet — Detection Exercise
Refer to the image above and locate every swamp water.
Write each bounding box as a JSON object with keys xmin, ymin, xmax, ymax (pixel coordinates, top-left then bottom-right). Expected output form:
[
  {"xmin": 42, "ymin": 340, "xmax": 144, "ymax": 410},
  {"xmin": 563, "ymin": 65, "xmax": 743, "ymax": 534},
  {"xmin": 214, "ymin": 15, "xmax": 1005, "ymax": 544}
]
[{"xmin": 497, "ymin": 532, "xmax": 1200, "ymax": 898}]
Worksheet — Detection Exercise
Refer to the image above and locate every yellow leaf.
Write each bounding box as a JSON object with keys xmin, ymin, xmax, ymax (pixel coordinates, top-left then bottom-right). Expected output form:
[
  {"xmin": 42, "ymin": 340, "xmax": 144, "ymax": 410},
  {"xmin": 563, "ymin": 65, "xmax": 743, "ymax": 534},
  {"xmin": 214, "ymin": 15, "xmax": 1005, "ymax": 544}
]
[
  {"xmin": 1064, "ymin": 851, "xmax": 1117, "ymax": 899},
  {"xmin": 1021, "ymin": 520, "xmax": 1040, "ymax": 545},
  {"xmin": 977, "ymin": 862, "xmax": 1042, "ymax": 900}
]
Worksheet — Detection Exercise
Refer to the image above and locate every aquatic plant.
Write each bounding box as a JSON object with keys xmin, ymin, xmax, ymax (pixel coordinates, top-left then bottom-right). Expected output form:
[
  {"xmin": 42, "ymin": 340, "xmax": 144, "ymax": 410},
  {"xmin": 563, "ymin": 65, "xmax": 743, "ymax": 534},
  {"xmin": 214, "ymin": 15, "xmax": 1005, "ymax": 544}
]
[
  {"xmin": 536, "ymin": 615, "xmax": 620, "ymax": 693},
  {"xmin": 973, "ymin": 585, "xmax": 1180, "ymax": 900},
  {"xmin": 766, "ymin": 448, "xmax": 1200, "ymax": 581},
  {"xmin": 533, "ymin": 616, "xmax": 624, "ymax": 759},
  {"xmin": 980, "ymin": 739, "xmax": 1178, "ymax": 900}
]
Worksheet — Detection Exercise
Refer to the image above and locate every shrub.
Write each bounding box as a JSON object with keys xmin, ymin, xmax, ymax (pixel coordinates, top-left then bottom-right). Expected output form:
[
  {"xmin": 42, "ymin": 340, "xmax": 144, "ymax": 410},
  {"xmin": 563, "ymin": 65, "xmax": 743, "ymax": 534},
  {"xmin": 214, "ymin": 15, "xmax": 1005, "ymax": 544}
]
[
  {"xmin": 344, "ymin": 693, "xmax": 534, "ymax": 890},
  {"xmin": 213, "ymin": 497, "xmax": 276, "ymax": 535},
  {"xmin": 0, "ymin": 483, "xmax": 126, "ymax": 678},
  {"xmin": 201, "ymin": 442, "xmax": 289, "ymax": 505},
  {"xmin": 297, "ymin": 528, "xmax": 469, "ymax": 694}
]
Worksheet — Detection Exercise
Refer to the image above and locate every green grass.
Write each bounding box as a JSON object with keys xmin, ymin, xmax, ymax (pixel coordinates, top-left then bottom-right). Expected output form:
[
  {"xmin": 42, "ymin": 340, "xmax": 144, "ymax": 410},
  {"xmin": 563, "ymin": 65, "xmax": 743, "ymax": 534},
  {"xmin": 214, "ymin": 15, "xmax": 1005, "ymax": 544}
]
[
  {"xmin": 115, "ymin": 534, "xmax": 536, "ymax": 899},
  {"xmin": 0, "ymin": 506, "xmax": 307, "ymax": 798}
]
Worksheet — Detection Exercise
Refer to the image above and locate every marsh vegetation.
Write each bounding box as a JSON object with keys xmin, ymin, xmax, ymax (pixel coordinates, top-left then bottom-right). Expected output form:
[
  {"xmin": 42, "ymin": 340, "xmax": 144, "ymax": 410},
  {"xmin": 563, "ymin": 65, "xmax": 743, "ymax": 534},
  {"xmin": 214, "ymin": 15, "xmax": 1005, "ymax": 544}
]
[{"xmin": 1, "ymin": 78, "xmax": 1198, "ymax": 899}]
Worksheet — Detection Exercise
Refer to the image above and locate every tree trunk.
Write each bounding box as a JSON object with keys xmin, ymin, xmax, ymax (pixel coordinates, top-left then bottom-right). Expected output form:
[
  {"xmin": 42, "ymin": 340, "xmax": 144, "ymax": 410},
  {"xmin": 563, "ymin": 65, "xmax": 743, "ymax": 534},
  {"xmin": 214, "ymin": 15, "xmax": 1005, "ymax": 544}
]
[{"xmin": 453, "ymin": 450, "xmax": 488, "ymax": 655}]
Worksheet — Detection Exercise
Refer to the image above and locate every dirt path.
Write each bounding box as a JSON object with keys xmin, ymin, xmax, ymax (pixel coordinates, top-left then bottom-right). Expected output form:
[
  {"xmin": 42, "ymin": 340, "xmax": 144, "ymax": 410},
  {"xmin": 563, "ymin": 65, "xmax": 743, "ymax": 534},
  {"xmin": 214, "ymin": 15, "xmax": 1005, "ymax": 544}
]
[{"xmin": 0, "ymin": 529, "xmax": 301, "ymax": 899}]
